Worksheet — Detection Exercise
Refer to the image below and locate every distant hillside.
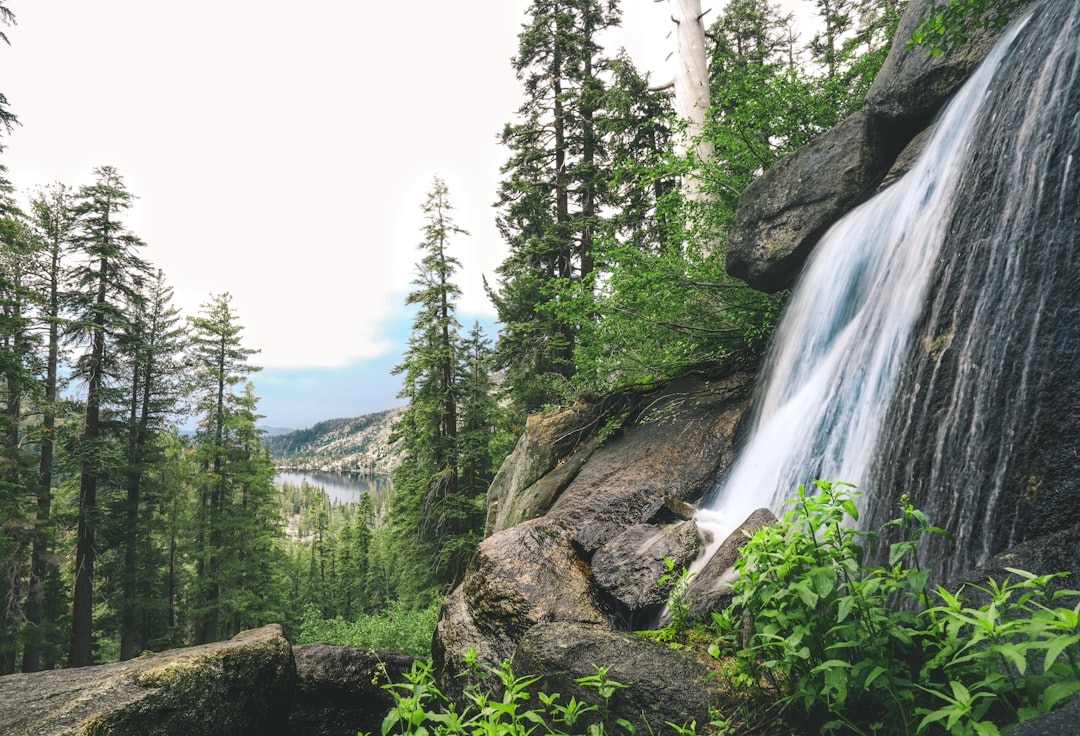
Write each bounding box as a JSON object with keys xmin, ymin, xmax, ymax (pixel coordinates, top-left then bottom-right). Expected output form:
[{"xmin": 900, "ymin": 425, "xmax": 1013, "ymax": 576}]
[{"xmin": 268, "ymin": 407, "xmax": 403, "ymax": 476}]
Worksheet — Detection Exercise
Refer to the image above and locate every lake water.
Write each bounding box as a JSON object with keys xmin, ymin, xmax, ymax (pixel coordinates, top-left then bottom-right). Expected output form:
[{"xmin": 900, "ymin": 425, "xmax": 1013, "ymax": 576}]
[{"xmin": 274, "ymin": 470, "xmax": 390, "ymax": 506}]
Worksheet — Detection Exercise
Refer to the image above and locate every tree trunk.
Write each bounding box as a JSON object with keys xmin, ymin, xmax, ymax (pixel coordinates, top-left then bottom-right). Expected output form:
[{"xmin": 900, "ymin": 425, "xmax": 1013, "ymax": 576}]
[{"xmin": 69, "ymin": 258, "xmax": 108, "ymax": 668}]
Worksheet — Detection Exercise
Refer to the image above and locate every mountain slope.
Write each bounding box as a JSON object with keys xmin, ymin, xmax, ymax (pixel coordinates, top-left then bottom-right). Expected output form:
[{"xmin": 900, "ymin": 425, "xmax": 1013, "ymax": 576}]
[{"xmin": 268, "ymin": 407, "xmax": 403, "ymax": 476}]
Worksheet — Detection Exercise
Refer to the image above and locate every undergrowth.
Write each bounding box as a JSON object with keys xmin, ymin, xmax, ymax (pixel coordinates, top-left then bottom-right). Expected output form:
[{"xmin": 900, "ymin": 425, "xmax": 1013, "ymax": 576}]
[
  {"xmin": 372, "ymin": 654, "xmax": 675, "ymax": 736},
  {"xmin": 294, "ymin": 599, "xmax": 441, "ymax": 657},
  {"xmin": 709, "ymin": 481, "xmax": 1080, "ymax": 735}
]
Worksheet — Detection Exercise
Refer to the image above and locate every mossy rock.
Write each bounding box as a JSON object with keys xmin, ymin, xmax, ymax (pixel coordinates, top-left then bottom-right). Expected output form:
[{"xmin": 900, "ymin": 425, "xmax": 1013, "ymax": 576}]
[{"xmin": 0, "ymin": 625, "xmax": 295, "ymax": 736}]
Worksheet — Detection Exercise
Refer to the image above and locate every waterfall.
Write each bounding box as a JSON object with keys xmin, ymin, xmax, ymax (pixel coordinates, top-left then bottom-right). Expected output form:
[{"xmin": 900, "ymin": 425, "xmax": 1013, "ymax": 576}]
[{"xmin": 700, "ymin": 0, "xmax": 1080, "ymax": 583}]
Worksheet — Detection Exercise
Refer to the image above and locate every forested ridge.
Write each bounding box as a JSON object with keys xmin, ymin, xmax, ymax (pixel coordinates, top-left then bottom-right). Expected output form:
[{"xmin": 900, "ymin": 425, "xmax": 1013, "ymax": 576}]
[
  {"xmin": 269, "ymin": 408, "xmax": 402, "ymax": 476},
  {"xmin": 0, "ymin": 0, "xmax": 912, "ymax": 672}
]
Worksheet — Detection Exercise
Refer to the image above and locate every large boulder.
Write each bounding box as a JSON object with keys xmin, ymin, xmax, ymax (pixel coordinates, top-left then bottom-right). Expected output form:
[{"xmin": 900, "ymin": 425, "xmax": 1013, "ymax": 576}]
[
  {"xmin": 724, "ymin": 0, "xmax": 1035, "ymax": 293},
  {"xmin": 0, "ymin": 625, "xmax": 295, "ymax": 736},
  {"xmin": 432, "ymin": 517, "xmax": 613, "ymax": 693},
  {"xmin": 864, "ymin": 0, "xmax": 1036, "ymax": 122},
  {"xmin": 725, "ymin": 110, "xmax": 894, "ymax": 293},
  {"xmin": 511, "ymin": 622, "xmax": 727, "ymax": 736},
  {"xmin": 435, "ymin": 372, "xmax": 753, "ymax": 693},
  {"xmin": 288, "ymin": 644, "xmax": 418, "ymax": 736},
  {"xmin": 591, "ymin": 520, "xmax": 702, "ymax": 618}
]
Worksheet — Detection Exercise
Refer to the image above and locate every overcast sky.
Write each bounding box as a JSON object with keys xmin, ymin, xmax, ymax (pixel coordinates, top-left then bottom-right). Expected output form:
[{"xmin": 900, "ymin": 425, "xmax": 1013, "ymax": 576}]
[{"xmin": 1, "ymin": 0, "xmax": 814, "ymax": 429}]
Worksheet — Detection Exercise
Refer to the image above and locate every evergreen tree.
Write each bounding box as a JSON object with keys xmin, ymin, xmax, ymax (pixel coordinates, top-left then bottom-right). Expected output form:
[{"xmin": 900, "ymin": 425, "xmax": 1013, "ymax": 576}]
[
  {"xmin": 67, "ymin": 165, "xmax": 151, "ymax": 667},
  {"xmin": 456, "ymin": 322, "xmax": 502, "ymax": 505},
  {"xmin": 489, "ymin": 0, "xmax": 621, "ymax": 413},
  {"xmin": 0, "ymin": 169, "xmax": 36, "ymax": 673},
  {"xmin": 21, "ymin": 183, "xmax": 76, "ymax": 672},
  {"xmin": 389, "ymin": 177, "xmax": 476, "ymax": 600},
  {"xmin": 187, "ymin": 293, "xmax": 267, "ymax": 643},
  {"xmin": 0, "ymin": 2, "xmax": 17, "ymax": 139},
  {"xmin": 114, "ymin": 270, "xmax": 187, "ymax": 659}
]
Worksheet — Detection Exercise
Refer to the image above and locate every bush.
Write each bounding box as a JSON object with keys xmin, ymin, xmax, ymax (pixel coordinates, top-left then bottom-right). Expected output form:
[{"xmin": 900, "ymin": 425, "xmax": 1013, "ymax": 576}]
[
  {"xmin": 294, "ymin": 598, "xmax": 441, "ymax": 657},
  {"xmin": 711, "ymin": 481, "xmax": 1080, "ymax": 735},
  {"xmin": 375, "ymin": 655, "xmax": 671, "ymax": 736}
]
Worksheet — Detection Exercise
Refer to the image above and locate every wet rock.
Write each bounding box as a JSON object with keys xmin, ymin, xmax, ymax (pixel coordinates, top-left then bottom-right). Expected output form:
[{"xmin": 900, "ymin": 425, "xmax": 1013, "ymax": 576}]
[
  {"xmin": 0, "ymin": 625, "xmax": 295, "ymax": 736},
  {"xmin": 1006, "ymin": 694, "xmax": 1080, "ymax": 736},
  {"xmin": 724, "ymin": 0, "xmax": 1034, "ymax": 294},
  {"xmin": 726, "ymin": 110, "xmax": 893, "ymax": 293},
  {"xmin": 545, "ymin": 374, "xmax": 754, "ymax": 553},
  {"xmin": 591, "ymin": 521, "xmax": 702, "ymax": 613},
  {"xmin": 686, "ymin": 508, "xmax": 777, "ymax": 622},
  {"xmin": 865, "ymin": 0, "xmax": 1035, "ymax": 123}
]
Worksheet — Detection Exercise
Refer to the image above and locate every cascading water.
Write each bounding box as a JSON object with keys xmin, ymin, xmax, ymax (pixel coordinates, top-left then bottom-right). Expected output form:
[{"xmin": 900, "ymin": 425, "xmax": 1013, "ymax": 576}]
[{"xmin": 699, "ymin": 0, "xmax": 1080, "ymax": 583}]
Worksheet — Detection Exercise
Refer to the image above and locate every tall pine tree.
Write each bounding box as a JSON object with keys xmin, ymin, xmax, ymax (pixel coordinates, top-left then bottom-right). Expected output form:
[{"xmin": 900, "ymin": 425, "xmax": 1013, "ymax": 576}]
[
  {"xmin": 489, "ymin": 0, "xmax": 621, "ymax": 413},
  {"xmin": 187, "ymin": 292, "xmax": 265, "ymax": 644},
  {"xmin": 389, "ymin": 177, "xmax": 479, "ymax": 600},
  {"xmin": 68, "ymin": 165, "xmax": 150, "ymax": 667}
]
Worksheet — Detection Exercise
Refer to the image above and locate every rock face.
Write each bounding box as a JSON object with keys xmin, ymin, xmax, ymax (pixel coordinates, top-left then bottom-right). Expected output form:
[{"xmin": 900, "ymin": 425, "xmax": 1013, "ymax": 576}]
[
  {"xmin": 433, "ymin": 517, "xmax": 615, "ymax": 693},
  {"xmin": 485, "ymin": 401, "xmax": 604, "ymax": 534},
  {"xmin": 289, "ymin": 644, "xmax": 418, "ymax": 736},
  {"xmin": 0, "ymin": 625, "xmax": 295, "ymax": 736},
  {"xmin": 434, "ymin": 371, "xmax": 754, "ymax": 689},
  {"xmin": 726, "ymin": 110, "xmax": 895, "ymax": 293},
  {"xmin": 725, "ymin": 0, "xmax": 1036, "ymax": 292},
  {"xmin": 511, "ymin": 622, "xmax": 727, "ymax": 735}
]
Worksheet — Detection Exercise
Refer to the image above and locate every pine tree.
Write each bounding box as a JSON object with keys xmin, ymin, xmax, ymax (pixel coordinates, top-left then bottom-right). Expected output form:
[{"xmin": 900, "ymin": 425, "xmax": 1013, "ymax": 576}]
[
  {"xmin": 389, "ymin": 177, "xmax": 474, "ymax": 600},
  {"xmin": 0, "ymin": 2, "xmax": 17, "ymax": 139},
  {"xmin": 187, "ymin": 293, "xmax": 263, "ymax": 643},
  {"xmin": 21, "ymin": 183, "xmax": 76, "ymax": 672},
  {"xmin": 67, "ymin": 165, "xmax": 151, "ymax": 667},
  {"xmin": 456, "ymin": 322, "xmax": 500, "ymax": 504},
  {"xmin": 115, "ymin": 270, "xmax": 187, "ymax": 659},
  {"xmin": 489, "ymin": 0, "xmax": 621, "ymax": 413},
  {"xmin": 0, "ymin": 168, "xmax": 36, "ymax": 673}
]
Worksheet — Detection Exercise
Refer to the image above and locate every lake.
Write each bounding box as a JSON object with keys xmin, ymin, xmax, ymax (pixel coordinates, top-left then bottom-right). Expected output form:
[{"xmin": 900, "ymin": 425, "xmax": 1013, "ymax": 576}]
[{"xmin": 274, "ymin": 470, "xmax": 390, "ymax": 506}]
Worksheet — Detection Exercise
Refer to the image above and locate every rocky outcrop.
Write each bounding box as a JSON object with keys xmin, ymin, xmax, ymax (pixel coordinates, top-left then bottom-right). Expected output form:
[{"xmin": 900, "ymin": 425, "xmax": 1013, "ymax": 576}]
[
  {"xmin": 289, "ymin": 644, "xmax": 418, "ymax": 736},
  {"xmin": 685, "ymin": 507, "xmax": 777, "ymax": 622},
  {"xmin": 485, "ymin": 401, "xmax": 604, "ymax": 535},
  {"xmin": 725, "ymin": 0, "xmax": 1036, "ymax": 293},
  {"xmin": 434, "ymin": 371, "xmax": 754, "ymax": 688},
  {"xmin": 726, "ymin": 110, "xmax": 895, "ymax": 293},
  {"xmin": 433, "ymin": 517, "xmax": 615, "ymax": 694},
  {"xmin": 0, "ymin": 625, "xmax": 295, "ymax": 736},
  {"xmin": 511, "ymin": 622, "xmax": 728, "ymax": 736}
]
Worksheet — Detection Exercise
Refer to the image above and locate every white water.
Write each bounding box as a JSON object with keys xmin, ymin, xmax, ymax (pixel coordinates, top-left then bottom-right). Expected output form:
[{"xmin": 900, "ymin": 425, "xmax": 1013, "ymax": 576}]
[{"xmin": 696, "ymin": 16, "xmax": 1031, "ymax": 550}]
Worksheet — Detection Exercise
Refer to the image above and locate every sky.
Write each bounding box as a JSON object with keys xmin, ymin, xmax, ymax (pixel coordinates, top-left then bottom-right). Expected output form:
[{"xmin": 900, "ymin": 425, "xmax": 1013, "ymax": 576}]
[{"xmin": 1, "ymin": 0, "xmax": 814, "ymax": 430}]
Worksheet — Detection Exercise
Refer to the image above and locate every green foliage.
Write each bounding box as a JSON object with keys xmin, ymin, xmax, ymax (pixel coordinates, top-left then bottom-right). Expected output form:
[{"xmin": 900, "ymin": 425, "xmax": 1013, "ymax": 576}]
[
  {"xmin": 659, "ymin": 556, "xmax": 696, "ymax": 634},
  {"xmin": 710, "ymin": 482, "xmax": 1080, "ymax": 735},
  {"xmin": 374, "ymin": 656, "xmax": 666, "ymax": 736},
  {"xmin": 909, "ymin": 0, "xmax": 1025, "ymax": 57},
  {"xmin": 294, "ymin": 599, "xmax": 441, "ymax": 658}
]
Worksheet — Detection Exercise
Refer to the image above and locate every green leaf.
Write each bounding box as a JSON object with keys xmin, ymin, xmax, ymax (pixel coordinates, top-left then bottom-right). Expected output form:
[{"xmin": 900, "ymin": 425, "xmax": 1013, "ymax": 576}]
[
  {"xmin": 836, "ymin": 595, "xmax": 855, "ymax": 623},
  {"xmin": 864, "ymin": 665, "xmax": 887, "ymax": 688},
  {"xmin": 1040, "ymin": 679, "xmax": 1080, "ymax": 713}
]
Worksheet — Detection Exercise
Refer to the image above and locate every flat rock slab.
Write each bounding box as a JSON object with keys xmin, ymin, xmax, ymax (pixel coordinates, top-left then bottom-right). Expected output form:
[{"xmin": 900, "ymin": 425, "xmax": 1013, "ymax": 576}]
[{"xmin": 0, "ymin": 625, "xmax": 295, "ymax": 736}]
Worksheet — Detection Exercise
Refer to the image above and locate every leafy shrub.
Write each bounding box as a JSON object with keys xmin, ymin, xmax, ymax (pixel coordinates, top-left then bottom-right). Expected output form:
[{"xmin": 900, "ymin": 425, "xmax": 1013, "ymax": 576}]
[
  {"xmin": 375, "ymin": 655, "xmax": 667, "ymax": 736},
  {"xmin": 710, "ymin": 481, "xmax": 1080, "ymax": 735},
  {"xmin": 294, "ymin": 598, "xmax": 441, "ymax": 657}
]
